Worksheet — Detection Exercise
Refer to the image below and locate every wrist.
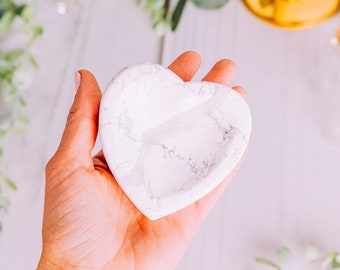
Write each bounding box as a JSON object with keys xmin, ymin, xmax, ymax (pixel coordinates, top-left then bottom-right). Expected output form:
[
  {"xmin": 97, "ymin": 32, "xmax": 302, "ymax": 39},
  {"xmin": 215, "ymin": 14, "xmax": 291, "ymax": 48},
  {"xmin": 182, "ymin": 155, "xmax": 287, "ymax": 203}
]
[
  {"xmin": 37, "ymin": 256, "xmax": 59, "ymax": 270},
  {"xmin": 37, "ymin": 254, "xmax": 72, "ymax": 270}
]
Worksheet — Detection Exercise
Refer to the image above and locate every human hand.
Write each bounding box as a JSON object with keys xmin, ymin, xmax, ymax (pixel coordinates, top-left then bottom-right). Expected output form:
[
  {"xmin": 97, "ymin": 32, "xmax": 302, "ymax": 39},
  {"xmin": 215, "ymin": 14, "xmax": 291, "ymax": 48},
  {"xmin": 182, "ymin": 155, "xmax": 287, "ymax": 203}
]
[{"xmin": 37, "ymin": 51, "xmax": 248, "ymax": 270}]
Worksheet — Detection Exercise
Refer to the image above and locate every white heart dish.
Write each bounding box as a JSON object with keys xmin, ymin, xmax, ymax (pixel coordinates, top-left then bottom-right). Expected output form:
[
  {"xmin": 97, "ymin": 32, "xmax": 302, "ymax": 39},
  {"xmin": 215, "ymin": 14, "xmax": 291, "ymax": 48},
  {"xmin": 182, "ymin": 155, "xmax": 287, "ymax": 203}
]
[{"xmin": 99, "ymin": 63, "xmax": 252, "ymax": 220}]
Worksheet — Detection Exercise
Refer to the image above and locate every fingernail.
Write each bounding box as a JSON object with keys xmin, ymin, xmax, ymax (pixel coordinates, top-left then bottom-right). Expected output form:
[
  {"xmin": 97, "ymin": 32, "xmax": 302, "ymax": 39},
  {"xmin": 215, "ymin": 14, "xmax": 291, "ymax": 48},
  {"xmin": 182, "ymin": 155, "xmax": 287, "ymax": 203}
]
[{"xmin": 74, "ymin": 71, "xmax": 81, "ymax": 91}]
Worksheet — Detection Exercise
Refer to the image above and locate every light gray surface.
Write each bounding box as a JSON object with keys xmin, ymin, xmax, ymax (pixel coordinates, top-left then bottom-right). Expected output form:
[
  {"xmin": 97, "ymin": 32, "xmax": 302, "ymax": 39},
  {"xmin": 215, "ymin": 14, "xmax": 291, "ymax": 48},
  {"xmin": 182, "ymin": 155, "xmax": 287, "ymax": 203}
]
[{"xmin": 0, "ymin": 0, "xmax": 340, "ymax": 269}]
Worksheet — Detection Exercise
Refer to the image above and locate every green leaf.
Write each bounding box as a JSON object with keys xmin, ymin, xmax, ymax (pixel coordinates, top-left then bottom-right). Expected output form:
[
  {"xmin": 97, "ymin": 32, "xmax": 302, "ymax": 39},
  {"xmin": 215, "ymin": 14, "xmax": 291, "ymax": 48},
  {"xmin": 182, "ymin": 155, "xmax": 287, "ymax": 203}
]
[
  {"xmin": 171, "ymin": 0, "xmax": 187, "ymax": 31},
  {"xmin": 138, "ymin": 0, "xmax": 166, "ymax": 11},
  {"xmin": 0, "ymin": 147, "xmax": 3, "ymax": 156},
  {"xmin": 14, "ymin": 115, "xmax": 29, "ymax": 125},
  {"xmin": 0, "ymin": 194, "xmax": 11, "ymax": 211},
  {"xmin": 0, "ymin": 129, "xmax": 7, "ymax": 138},
  {"xmin": 11, "ymin": 128, "xmax": 28, "ymax": 135},
  {"xmin": 4, "ymin": 49, "xmax": 25, "ymax": 61},
  {"xmin": 20, "ymin": 4, "xmax": 33, "ymax": 21},
  {"xmin": 32, "ymin": 25, "xmax": 43, "ymax": 36},
  {"xmin": 0, "ymin": 10, "xmax": 15, "ymax": 34},
  {"xmin": 191, "ymin": 0, "xmax": 229, "ymax": 9},
  {"xmin": 5, "ymin": 86, "xmax": 17, "ymax": 101},
  {"xmin": 0, "ymin": 1, "xmax": 16, "ymax": 17},
  {"xmin": 24, "ymin": 24, "xmax": 43, "ymax": 43},
  {"xmin": 336, "ymin": 253, "xmax": 340, "ymax": 264},
  {"xmin": 29, "ymin": 24, "xmax": 43, "ymax": 42},
  {"xmin": 18, "ymin": 96, "xmax": 27, "ymax": 106},
  {"xmin": 255, "ymin": 257, "xmax": 281, "ymax": 269},
  {"xmin": 277, "ymin": 246, "xmax": 294, "ymax": 262},
  {"xmin": 0, "ymin": 63, "xmax": 14, "ymax": 79},
  {"xmin": 332, "ymin": 253, "xmax": 340, "ymax": 269},
  {"xmin": 148, "ymin": 0, "xmax": 165, "ymax": 10},
  {"xmin": 3, "ymin": 178, "xmax": 17, "ymax": 191},
  {"xmin": 150, "ymin": 7, "xmax": 165, "ymax": 24},
  {"xmin": 28, "ymin": 54, "xmax": 38, "ymax": 68},
  {"xmin": 15, "ymin": 4, "xmax": 25, "ymax": 16}
]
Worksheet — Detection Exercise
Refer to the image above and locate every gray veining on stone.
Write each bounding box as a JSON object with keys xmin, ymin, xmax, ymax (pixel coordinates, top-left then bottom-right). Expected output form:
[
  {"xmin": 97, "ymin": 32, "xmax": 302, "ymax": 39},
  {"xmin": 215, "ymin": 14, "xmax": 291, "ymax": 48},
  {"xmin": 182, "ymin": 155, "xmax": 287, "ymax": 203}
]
[{"xmin": 100, "ymin": 63, "xmax": 252, "ymax": 220}]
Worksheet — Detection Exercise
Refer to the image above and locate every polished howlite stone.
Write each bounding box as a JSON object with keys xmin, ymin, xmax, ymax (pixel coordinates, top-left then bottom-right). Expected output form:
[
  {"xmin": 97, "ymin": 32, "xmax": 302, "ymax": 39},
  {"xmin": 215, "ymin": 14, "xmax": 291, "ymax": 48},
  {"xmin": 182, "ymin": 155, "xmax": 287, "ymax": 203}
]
[{"xmin": 99, "ymin": 63, "xmax": 252, "ymax": 220}]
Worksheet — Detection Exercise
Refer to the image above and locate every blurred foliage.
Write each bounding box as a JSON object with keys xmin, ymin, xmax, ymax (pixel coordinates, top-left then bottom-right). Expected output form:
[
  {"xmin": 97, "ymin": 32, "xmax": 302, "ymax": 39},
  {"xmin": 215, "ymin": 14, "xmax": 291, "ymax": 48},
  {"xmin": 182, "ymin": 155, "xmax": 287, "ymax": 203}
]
[
  {"xmin": 136, "ymin": 0, "xmax": 230, "ymax": 36},
  {"xmin": 256, "ymin": 245, "xmax": 340, "ymax": 270},
  {"xmin": 0, "ymin": 0, "xmax": 42, "ymax": 230}
]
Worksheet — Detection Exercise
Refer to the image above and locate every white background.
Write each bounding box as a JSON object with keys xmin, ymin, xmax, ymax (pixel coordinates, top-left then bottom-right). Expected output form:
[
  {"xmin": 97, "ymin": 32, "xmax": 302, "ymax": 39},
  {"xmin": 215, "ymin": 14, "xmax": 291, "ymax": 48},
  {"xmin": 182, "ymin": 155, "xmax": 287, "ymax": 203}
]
[{"xmin": 1, "ymin": 0, "xmax": 340, "ymax": 269}]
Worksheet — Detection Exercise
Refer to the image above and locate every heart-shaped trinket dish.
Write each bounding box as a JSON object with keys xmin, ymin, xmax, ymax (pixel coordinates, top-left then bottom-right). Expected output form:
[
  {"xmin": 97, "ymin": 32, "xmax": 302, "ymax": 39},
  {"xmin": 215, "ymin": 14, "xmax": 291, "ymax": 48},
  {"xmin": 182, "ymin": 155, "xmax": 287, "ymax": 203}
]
[{"xmin": 99, "ymin": 63, "xmax": 252, "ymax": 220}]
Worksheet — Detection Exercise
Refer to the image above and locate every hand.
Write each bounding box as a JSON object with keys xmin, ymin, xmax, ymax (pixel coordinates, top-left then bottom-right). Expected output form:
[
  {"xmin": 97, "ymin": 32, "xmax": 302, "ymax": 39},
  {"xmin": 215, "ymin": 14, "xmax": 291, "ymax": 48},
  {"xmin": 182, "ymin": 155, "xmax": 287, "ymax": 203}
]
[{"xmin": 37, "ymin": 51, "xmax": 248, "ymax": 270}]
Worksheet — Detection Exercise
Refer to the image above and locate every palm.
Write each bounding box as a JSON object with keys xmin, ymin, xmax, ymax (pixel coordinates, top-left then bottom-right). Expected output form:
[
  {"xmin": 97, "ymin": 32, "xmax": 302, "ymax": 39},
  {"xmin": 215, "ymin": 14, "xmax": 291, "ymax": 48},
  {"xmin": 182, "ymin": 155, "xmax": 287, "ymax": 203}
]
[
  {"xmin": 43, "ymin": 155, "xmax": 211, "ymax": 269},
  {"xmin": 39, "ymin": 51, "xmax": 247, "ymax": 270}
]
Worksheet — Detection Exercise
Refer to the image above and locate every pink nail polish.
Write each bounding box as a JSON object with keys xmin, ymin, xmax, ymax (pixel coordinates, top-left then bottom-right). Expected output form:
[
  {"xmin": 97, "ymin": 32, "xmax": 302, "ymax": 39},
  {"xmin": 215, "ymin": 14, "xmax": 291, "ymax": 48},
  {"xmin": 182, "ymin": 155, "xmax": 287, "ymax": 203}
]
[{"xmin": 74, "ymin": 71, "xmax": 81, "ymax": 90}]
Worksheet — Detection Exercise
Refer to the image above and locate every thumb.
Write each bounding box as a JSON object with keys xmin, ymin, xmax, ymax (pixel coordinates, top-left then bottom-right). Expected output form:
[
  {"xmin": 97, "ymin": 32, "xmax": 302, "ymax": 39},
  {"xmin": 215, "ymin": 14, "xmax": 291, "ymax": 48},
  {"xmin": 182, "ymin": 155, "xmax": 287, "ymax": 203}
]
[{"xmin": 55, "ymin": 70, "xmax": 102, "ymax": 166}]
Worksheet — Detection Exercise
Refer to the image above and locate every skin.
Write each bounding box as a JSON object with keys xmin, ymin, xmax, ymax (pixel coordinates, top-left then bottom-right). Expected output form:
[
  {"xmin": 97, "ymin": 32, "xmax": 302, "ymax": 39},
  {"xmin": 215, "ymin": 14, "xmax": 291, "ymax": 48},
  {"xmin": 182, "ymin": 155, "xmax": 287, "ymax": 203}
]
[{"xmin": 37, "ymin": 51, "xmax": 248, "ymax": 270}]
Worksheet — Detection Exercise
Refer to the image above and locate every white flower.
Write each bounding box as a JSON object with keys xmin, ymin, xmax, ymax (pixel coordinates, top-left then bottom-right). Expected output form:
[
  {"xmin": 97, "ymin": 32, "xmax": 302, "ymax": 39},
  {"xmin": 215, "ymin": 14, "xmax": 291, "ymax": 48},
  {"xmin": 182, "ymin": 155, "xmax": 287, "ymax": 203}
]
[
  {"xmin": 305, "ymin": 245, "xmax": 321, "ymax": 262},
  {"xmin": 154, "ymin": 20, "xmax": 171, "ymax": 36},
  {"xmin": 12, "ymin": 67, "xmax": 33, "ymax": 92},
  {"xmin": 321, "ymin": 255, "xmax": 332, "ymax": 269},
  {"xmin": 336, "ymin": 253, "xmax": 340, "ymax": 264}
]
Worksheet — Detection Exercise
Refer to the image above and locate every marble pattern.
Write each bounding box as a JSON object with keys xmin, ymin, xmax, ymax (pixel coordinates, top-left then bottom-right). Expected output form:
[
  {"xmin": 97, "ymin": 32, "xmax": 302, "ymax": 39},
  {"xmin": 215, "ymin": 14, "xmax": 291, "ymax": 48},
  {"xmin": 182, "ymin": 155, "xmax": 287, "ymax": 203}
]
[{"xmin": 99, "ymin": 64, "xmax": 252, "ymax": 219}]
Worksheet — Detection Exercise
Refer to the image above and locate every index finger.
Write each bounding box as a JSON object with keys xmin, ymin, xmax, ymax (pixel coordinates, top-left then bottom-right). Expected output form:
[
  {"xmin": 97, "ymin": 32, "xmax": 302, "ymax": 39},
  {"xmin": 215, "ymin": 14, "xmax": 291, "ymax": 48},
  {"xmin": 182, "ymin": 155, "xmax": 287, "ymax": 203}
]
[{"xmin": 167, "ymin": 51, "xmax": 201, "ymax": 81}]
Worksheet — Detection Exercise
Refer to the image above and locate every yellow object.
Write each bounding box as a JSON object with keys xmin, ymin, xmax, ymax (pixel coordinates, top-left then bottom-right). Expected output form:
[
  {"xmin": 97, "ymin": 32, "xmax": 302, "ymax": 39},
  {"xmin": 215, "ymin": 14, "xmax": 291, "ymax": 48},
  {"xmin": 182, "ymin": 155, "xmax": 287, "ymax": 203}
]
[{"xmin": 242, "ymin": 0, "xmax": 340, "ymax": 29}]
